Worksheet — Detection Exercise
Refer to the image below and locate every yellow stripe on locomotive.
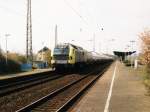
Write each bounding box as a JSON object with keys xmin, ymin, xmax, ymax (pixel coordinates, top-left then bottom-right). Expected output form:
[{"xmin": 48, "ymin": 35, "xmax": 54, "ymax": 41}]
[{"xmin": 68, "ymin": 46, "xmax": 75, "ymax": 64}]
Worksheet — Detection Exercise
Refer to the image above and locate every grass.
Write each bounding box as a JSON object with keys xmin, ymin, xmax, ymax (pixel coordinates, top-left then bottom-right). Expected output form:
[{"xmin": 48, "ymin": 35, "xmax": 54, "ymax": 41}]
[
  {"xmin": 142, "ymin": 65, "xmax": 150, "ymax": 95},
  {"xmin": 132, "ymin": 64, "xmax": 150, "ymax": 96}
]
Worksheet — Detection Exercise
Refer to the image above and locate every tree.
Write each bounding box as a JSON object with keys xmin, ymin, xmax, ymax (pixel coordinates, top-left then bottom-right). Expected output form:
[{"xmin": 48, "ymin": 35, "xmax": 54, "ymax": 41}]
[
  {"xmin": 139, "ymin": 29, "xmax": 150, "ymax": 95},
  {"xmin": 139, "ymin": 30, "xmax": 150, "ymax": 65}
]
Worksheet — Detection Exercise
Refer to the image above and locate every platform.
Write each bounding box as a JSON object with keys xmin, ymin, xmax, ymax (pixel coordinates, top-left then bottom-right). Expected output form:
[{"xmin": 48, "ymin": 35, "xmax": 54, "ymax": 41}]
[
  {"xmin": 0, "ymin": 68, "xmax": 52, "ymax": 80},
  {"xmin": 70, "ymin": 61, "xmax": 150, "ymax": 112}
]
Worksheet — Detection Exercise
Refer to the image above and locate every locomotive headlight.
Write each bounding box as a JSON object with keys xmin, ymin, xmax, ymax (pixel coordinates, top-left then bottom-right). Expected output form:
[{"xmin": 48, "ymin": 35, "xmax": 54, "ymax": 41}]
[{"xmin": 51, "ymin": 60, "xmax": 55, "ymax": 63}]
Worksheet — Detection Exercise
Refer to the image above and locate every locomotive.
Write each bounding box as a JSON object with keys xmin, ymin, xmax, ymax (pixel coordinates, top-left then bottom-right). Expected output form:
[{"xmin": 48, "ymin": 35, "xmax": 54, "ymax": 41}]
[{"xmin": 51, "ymin": 43, "xmax": 113, "ymax": 70}]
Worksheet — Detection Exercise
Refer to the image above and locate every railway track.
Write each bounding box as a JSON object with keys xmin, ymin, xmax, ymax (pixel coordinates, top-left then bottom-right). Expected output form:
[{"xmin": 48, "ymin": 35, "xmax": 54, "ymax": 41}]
[
  {"xmin": 0, "ymin": 70, "xmax": 69, "ymax": 96},
  {"xmin": 0, "ymin": 62, "xmax": 111, "ymax": 112},
  {"xmin": 16, "ymin": 63, "xmax": 110, "ymax": 112},
  {"xmin": 0, "ymin": 73, "xmax": 64, "ymax": 96},
  {"xmin": 0, "ymin": 68, "xmax": 93, "ymax": 97},
  {"xmin": 0, "ymin": 71, "xmax": 55, "ymax": 92},
  {"xmin": 0, "ymin": 69, "xmax": 93, "ymax": 112}
]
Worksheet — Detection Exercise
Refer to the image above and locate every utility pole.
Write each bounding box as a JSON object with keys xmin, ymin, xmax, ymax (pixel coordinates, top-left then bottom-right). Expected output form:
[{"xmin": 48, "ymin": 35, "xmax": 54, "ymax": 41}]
[
  {"xmin": 55, "ymin": 25, "xmax": 58, "ymax": 47},
  {"xmin": 26, "ymin": 0, "xmax": 33, "ymax": 64}
]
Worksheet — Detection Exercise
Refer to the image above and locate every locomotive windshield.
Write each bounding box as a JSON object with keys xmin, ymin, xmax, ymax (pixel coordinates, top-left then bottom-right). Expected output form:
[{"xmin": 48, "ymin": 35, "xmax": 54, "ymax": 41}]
[
  {"xmin": 53, "ymin": 44, "xmax": 69, "ymax": 60},
  {"xmin": 53, "ymin": 47, "xmax": 69, "ymax": 55}
]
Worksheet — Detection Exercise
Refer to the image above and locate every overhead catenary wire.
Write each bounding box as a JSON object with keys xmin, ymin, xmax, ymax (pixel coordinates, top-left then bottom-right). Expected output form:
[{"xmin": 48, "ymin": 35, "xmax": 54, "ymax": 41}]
[
  {"xmin": 63, "ymin": 0, "xmax": 101, "ymax": 52},
  {"xmin": 77, "ymin": 0, "xmax": 95, "ymax": 28},
  {"xmin": 63, "ymin": 0, "xmax": 89, "ymax": 26}
]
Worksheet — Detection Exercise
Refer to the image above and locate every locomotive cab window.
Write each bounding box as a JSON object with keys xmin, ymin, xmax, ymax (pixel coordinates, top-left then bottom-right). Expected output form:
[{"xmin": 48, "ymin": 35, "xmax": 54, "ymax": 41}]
[{"xmin": 53, "ymin": 47, "xmax": 69, "ymax": 55}]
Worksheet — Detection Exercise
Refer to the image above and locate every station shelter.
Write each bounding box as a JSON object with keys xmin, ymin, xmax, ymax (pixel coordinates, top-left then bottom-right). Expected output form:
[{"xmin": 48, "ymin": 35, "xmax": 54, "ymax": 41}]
[{"xmin": 113, "ymin": 51, "xmax": 136, "ymax": 61}]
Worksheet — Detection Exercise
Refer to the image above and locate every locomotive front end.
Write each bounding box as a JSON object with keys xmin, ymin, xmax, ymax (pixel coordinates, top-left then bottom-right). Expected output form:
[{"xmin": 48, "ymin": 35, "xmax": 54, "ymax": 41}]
[{"xmin": 51, "ymin": 44, "xmax": 75, "ymax": 70}]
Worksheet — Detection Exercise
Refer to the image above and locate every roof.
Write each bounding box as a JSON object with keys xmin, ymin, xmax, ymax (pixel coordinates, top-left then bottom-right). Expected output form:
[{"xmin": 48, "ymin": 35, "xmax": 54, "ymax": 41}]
[
  {"xmin": 113, "ymin": 51, "xmax": 136, "ymax": 60},
  {"xmin": 56, "ymin": 43, "xmax": 84, "ymax": 51},
  {"xmin": 113, "ymin": 51, "xmax": 136, "ymax": 57},
  {"xmin": 38, "ymin": 47, "xmax": 50, "ymax": 53}
]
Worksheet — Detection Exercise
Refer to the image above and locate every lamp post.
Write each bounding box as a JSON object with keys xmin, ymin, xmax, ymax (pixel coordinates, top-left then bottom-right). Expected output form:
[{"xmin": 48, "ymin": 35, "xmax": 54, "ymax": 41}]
[
  {"xmin": 130, "ymin": 40, "xmax": 135, "ymax": 67},
  {"xmin": 41, "ymin": 42, "xmax": 44, "ymax": 61},
  {"xmin": 5, "ymin": 34, "xmax": 11, "ymax": 65},
  {"xmin": 126, "ymin": 45, "xmax": 130, "ymax": 60}
]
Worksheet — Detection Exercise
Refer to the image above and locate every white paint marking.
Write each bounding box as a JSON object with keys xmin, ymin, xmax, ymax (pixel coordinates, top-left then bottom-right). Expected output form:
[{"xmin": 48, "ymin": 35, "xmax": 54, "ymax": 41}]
[{"xmin": 104, "ymin": 62, "xmax": 117, "ymax": 112}]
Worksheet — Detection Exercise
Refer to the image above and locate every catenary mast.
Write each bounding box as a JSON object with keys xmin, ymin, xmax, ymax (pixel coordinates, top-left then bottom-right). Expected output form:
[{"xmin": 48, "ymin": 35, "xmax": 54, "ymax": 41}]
[{"xmin": 26, "ymin": 0, "xmax": 33, "ymax": 64}]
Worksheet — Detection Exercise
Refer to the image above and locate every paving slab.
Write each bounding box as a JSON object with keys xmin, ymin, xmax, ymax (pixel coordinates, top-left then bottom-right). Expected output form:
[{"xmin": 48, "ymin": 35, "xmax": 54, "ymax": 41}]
[
  {"xmin": 70, "ymin": 61, "xmax": 150, "ymax": 112},
  {"xmin": 71, "ymin": 62, "xmax": 116, "ymax": 112},
  {"xmin": 110, "ymin": 62, "xmax": 150, "ymax": 112}
]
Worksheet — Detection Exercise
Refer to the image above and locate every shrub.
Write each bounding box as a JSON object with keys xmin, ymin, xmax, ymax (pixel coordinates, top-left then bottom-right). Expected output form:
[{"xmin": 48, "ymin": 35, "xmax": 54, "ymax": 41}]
[
  {"xmin": 139, "ymin": 29, "xmax": 150, "ymax": 95},
  {"xmin": 0, "ymin": 52, "xmax": 27, "ymax": 73}
]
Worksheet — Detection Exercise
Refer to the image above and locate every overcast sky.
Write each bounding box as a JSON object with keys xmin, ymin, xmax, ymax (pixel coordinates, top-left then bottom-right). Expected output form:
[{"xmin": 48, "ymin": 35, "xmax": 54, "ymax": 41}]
[{"xmin": 0, "ymin": 0, "xmax": 149, "ymax": 54}]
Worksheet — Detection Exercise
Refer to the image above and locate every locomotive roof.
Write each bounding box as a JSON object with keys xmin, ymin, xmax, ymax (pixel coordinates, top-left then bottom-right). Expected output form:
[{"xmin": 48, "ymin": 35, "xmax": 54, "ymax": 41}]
[
  {"xmin": 56, "ymin": 44, "xmax": 68, "ymax": 48},
  {"xmin": 56, "ymin": 43, "xmax": 84, "ymax": 51}
]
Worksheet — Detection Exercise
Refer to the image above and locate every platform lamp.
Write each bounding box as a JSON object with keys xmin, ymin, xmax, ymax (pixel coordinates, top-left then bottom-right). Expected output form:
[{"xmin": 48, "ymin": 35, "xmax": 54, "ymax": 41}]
[
  {"xmin": 130, "ymin": 40, "xmax": 136, "ymax": 68},
  {"xmin": 5, "ymin": 34, "xmax": 11, "ymax": 65},
  {"xmin": 126, "ymin": 45, "xmax": 130, "ymax": 60},
  {"xmin": 41, "ymin": 42, "xmax": 44, "ymax": 61}
]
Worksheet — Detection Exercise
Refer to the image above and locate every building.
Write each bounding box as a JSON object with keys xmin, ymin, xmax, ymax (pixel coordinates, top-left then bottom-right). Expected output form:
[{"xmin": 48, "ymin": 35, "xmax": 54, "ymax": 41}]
[{"xmin": 35, "ymin": 47, "xmax": 51, "ymax": 68}]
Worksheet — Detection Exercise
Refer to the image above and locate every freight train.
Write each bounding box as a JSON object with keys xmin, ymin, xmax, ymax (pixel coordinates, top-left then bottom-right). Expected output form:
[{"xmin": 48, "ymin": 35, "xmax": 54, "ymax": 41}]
[{"xmin": 51, "ymin": 43, "xmax": 113, "ymax": 70}]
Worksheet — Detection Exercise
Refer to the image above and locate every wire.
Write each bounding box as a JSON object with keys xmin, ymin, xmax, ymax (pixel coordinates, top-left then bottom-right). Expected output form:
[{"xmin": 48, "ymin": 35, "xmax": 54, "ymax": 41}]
[
  {"xmin": 77, "ymin": 0, "xmax": 103, "ymax": 31},
  {"xmin": 63, "ymin": 0, "xmax": 89, "ymax": 25}
]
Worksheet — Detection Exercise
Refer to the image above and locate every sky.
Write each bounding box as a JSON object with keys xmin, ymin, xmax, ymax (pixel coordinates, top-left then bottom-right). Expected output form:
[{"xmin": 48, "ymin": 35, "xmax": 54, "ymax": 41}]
[{"xmin": 0, "ymin": 0, "xmax": 149, "ymax": 54}]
